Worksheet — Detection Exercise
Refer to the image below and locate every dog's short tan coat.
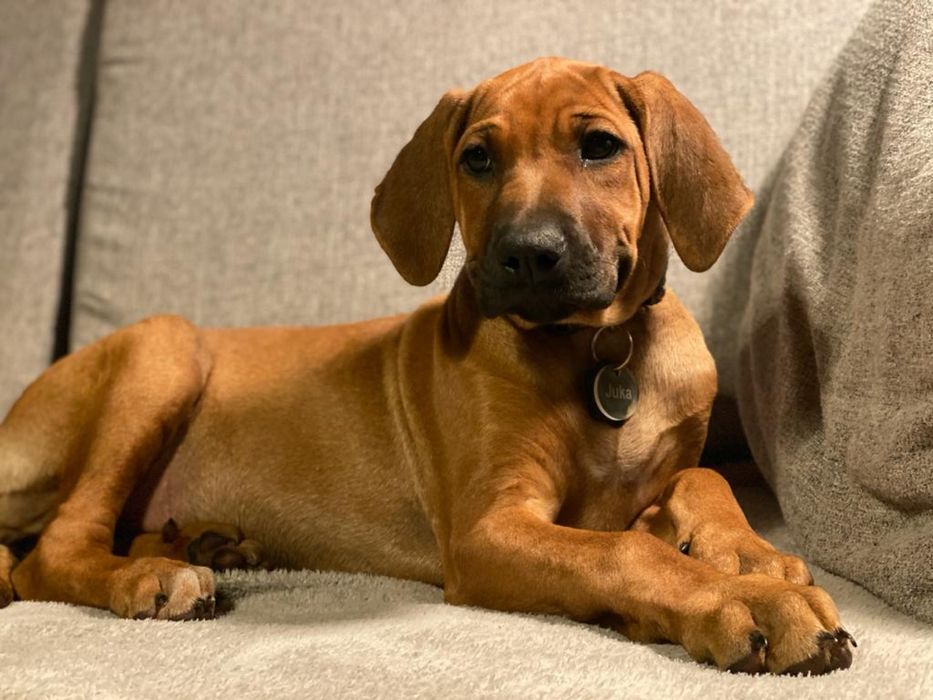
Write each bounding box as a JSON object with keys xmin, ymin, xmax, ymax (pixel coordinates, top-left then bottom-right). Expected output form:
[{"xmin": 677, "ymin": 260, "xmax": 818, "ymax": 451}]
[{"xmin": 0, "ymin": 58, "xmax": 853, "ymax": 674}]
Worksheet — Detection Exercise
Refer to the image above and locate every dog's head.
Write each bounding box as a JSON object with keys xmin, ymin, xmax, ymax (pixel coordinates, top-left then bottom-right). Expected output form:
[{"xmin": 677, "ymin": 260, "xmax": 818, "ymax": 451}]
[{"xmin": 371, "ymin": 57, "xmax": 752, "ymax": 326}]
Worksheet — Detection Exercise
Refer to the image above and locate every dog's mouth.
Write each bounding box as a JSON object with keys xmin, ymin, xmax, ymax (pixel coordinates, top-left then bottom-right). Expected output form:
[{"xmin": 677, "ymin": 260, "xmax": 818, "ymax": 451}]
[
  {"xmin": 468, "ymin": 260, "xmax": 622, "ymax": 324},
  {"xmin": 493, "ymin": 289, "xmax": 616, "ymax": 324}
]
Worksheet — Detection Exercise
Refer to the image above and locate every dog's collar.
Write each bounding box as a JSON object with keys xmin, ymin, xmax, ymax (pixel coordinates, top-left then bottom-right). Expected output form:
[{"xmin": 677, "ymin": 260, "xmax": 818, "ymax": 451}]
[
  {"xmin": 641, "ymin": 268, "xmax": 667, "ymax": 307},
  {"xmin": 540, "ymin": 269, "xmax": 667, "ymax": 337}
]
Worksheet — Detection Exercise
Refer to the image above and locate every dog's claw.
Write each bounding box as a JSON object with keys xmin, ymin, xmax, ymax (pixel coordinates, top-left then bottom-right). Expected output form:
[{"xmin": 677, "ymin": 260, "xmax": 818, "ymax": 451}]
[
  {"xmin": 197, "ymin": 594, "xmax": 215, "ymax": 619},
  {"xmin": 192, "ymin": 596, "xmax": 209, "ymax": 617},
  {"xmin": 836, "ymin": 628, "xmax": 857, "ymax": 647},
  {"xmin": 782, "ymin": 630, "xmax": 854, "ymax": 675},
  {"xmin": 177, "ymin": 595, "xmax": 215, "ymax": 621},
  {"xmin": 727, "ymin": 631, "xmax": 769, "ymax": 674}
]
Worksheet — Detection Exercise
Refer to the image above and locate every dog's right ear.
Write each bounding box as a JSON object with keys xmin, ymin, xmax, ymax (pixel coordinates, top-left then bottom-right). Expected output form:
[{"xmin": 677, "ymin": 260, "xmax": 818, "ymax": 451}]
[{"xmin": 371, "ymin": 90, "xmax": 471, "ymax": 286}]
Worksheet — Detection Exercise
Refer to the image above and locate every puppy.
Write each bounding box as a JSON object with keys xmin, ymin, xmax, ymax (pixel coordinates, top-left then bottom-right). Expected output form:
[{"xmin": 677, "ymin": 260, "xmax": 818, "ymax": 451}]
[{"xmin": 0, "ymin": 57, "xmax": 852, "ymax": 674}]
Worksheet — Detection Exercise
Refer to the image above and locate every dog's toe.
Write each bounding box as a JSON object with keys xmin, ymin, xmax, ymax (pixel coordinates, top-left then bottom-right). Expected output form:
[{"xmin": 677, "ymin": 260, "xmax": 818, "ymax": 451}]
[
  {"xmin": 111, "ymin": 558, "xmax": 216, "ymax": 620},
  {"xmin": 727, "ymin": 631, "xmax": 768, "ymax": 674},
  {"xmin": 183, "ymin": 526, "xmax": 268, "ymax": 571},
  {"xmin": 782, "ymin": 630, "xmax": 854, "ymax": 675},
  {"xmin": 171, "ymin": 594, "xmax": 216, "ymax": 621},
  {"xmin": 209, "ymin": 545, "xmax": 248, "ymax": 570}
]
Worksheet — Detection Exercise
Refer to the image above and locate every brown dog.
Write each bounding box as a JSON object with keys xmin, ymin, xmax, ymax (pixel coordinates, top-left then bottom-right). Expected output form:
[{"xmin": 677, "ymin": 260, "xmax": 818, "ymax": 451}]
[{"xmin": 0, "ymin": 58, "xmax": 853, "ymax": 674}]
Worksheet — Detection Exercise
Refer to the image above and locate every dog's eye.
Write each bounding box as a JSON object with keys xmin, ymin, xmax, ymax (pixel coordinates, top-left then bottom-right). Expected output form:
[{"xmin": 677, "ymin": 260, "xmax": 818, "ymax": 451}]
[
  {"xmin": 461, "ymin": 145, "xmax": 493, "ymax": 175},
  {"xmin": 580, "ymin": 131, "xmax": 622, "ymax": 161}
]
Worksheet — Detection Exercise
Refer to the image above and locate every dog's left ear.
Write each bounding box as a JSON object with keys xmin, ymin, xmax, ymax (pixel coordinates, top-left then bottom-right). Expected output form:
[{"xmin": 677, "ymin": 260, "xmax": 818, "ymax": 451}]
[
  {"xmin": 371, "ymin": 90, "xmax": 471, "ymax": 286},
  {"xmin": 615, "ymin": 72, "xmax": 753, "ymax": 272}
]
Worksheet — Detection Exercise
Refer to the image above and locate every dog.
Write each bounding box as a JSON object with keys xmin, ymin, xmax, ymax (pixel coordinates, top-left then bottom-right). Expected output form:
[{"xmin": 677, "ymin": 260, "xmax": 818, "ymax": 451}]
[{"xmin": 0, "ymin": 57, "xmax": 853, "ymax": 675}]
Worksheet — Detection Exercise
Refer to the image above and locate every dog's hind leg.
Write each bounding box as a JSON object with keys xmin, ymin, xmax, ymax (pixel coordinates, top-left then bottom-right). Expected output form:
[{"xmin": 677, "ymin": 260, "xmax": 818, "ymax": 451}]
[
  {"xmin": 0, "ymin": 370, "xmax": 70, "ymax": 609},
  {"xmin": 0, "ymin": 485, "xmax": 58, "ymax": 607},
  {"xmin": 0, "ymin": 394, "xmax": 65, "ymax": 551},
  {"xmin": 6, "ymin": 315, "xmax": 218, "ymax": 619}
]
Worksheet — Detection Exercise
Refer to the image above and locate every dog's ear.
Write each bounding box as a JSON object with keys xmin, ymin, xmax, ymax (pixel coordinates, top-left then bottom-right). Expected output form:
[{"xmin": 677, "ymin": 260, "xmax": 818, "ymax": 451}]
[
  {"xmin": 371, "ymin": 90, "xmax": 471, "ymax": 286},
  {"xmin": 616, "ymin": 72, "xmax": 753, "ymax": 272}
]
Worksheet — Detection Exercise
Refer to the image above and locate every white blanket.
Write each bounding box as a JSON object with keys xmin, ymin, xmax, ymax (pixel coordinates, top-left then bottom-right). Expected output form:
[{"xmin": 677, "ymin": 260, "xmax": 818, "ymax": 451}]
[{"xmin": 2, "ymin": 488, "xmax": 931, "ymax": 699}]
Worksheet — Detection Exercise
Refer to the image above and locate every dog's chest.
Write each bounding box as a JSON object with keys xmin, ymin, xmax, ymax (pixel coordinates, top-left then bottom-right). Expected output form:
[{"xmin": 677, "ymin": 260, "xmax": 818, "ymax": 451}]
[
  {"xmin": 577, "ymin": 396, "xmax": 684, "ymax": 490},
  {"xmin": 568, "ymin": 326, "xmax": 716, "ymax": 527}
]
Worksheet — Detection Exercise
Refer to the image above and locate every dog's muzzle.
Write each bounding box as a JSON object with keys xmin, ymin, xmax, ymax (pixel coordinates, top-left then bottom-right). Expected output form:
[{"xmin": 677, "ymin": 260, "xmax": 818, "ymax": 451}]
[{"xmin": 473, "ymin": 220, "xmax": 621, "ymax": 323}]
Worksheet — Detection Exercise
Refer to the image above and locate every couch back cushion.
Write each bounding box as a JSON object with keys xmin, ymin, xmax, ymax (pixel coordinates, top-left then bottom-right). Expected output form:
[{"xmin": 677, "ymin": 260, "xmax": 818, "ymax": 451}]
[
  {"xmin": 71, "ymin": 0, "xmax": 871, "ymax": 401},
  {"xmin": 0, "ymin": 0, "xmax": 96, "ymax": 415}
]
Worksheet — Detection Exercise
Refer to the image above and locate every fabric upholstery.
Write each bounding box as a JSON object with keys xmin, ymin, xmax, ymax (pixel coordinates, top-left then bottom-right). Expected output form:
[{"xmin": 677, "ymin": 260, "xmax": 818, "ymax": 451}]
[
  {"xmin": 736, "ymin": 0, "xmax": 933, "ymax": 623},
  {"xmin": 0, "ymin": 0, "xmax": 96, "ymax": 416}
]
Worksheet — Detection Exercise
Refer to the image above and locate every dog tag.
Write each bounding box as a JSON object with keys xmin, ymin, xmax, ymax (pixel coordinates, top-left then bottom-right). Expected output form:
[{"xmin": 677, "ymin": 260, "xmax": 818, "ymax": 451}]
[{"xmin": 589, "ymin": 363, "xmax": 638, "ymax": 425}]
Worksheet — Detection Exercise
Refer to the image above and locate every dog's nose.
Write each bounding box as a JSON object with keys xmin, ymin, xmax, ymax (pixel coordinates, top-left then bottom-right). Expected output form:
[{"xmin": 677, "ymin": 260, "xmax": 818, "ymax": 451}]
[{"xmin": 496, "ymin": 225, "xmax": 567, "ymax": 282}]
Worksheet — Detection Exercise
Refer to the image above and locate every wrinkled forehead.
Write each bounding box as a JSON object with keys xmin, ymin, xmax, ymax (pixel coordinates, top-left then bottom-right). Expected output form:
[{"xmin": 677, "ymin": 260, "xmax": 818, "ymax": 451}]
[{"xmin": 464, "ymin": 60, "xmax": 633, "ymax": 141}]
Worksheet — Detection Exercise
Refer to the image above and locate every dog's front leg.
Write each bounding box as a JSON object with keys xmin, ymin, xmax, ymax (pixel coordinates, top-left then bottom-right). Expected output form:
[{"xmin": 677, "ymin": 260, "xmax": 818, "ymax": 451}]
[
  {"xmin": 631, "ymin": 468, "xmax": 813, "ymax": 585},
  {"xmin": 445, "ymin": 467, "xmax": 852, "ymax": 675}
]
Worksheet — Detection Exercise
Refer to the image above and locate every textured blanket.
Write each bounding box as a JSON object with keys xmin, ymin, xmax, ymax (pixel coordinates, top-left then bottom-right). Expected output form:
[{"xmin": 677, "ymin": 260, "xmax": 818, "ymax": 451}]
[
  {"xmin": 736, "ymin": 0, "xmax": 933, "ymax": 623},
  {"xmin": 2, "ymin": 488, "xmax": 931, "ymax": 699}
]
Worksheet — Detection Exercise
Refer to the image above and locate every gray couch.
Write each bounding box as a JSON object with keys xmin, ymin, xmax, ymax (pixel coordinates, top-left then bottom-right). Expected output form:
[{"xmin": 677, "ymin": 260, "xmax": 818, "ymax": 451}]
[
  {"xmin": 0, "ymin": 0, "xmax": 872, "ymax": 423},
  {"xmin": 3, "ymin": 1, "xmax": 932, "ymax": 697}
]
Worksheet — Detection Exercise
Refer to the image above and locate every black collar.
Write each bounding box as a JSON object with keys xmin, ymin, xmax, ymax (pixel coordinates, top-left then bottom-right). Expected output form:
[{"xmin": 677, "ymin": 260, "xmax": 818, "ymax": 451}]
[{"xmin": 641, "ymin": 268, "xmax": 667, "ymax": 307}]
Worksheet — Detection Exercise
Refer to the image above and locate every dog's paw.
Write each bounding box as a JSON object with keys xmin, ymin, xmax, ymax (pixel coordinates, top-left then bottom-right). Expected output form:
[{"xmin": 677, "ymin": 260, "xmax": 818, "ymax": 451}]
[
  {"xmin": 681, "ymin": 524, "xmax": 813, "ymax": 585},
  {"xmin": 129, "ymin": 519, "xmax": 271, "ymax": 572},
  {"xmin": 182, "ymin": 523, "xmax": 270, "ymax": 571},
  {"xmin": 110, "ymin": 557, "xmax": 216, "ymax": 620},
  {"xmin": 682, "ymin": 574, "xmax": 855, "ymax": 675}
]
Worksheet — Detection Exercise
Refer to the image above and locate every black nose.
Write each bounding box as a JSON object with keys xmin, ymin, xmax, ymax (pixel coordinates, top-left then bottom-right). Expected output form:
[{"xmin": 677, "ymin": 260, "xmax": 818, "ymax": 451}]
[{"xmin": 496, "ymin": 225, "xmax": 567, "ymax": 282}]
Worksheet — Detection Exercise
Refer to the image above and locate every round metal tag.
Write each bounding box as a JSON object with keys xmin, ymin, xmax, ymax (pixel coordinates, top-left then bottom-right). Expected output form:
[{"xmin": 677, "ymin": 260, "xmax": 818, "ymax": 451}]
[{"xmin": 591, "ymin": 363, "xmax": 638, "ymax": 424}]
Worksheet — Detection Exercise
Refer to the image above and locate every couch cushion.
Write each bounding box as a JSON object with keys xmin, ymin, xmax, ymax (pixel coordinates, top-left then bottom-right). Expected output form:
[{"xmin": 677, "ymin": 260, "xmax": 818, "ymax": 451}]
[
  {"xmin": 73, "ymin": 0, "xmax": 871, "ymax": 344},
  {"xmin": 0, "ymin": 0, "xmax": 96, "ymax": 415},
  {"xmin": 737, "ymin": 0, "xmax": 933, "ymax": 623}
]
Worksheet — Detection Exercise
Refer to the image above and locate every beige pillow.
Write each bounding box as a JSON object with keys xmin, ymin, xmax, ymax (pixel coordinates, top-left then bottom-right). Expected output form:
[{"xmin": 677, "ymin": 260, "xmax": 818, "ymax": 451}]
[{"xmin": 737, "ymin": 0, "xmax": 933, "ymax": 623}]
